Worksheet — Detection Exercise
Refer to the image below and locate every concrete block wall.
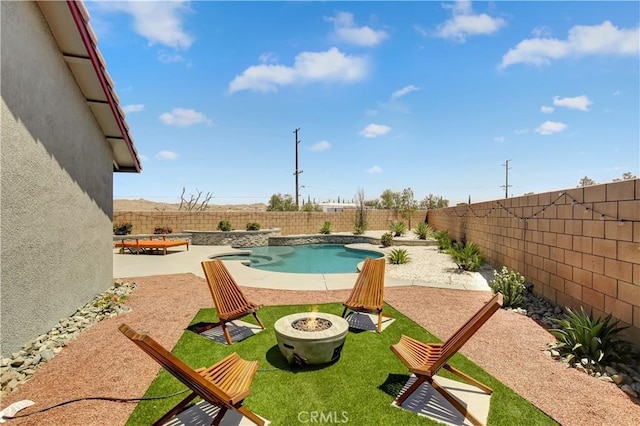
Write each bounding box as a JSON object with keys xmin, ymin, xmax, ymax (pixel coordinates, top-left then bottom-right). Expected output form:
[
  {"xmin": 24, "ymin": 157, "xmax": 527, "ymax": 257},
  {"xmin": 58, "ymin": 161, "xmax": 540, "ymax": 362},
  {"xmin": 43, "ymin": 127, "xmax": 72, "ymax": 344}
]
[
  {"xmin": 113, "ymin": 209, "xmax": 428, "ymax": 237},
  {"xmin": 426, "ymin": 179, "xmax": 640, "ymax": 345}
]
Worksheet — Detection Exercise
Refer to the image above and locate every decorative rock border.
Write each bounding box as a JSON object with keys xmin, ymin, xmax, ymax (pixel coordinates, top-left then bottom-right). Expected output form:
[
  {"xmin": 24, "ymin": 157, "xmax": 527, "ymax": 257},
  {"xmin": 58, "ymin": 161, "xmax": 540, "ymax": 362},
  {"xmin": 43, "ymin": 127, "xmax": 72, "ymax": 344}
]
[
  {"xmin": 268, "ymin": 234, "xmax": 436, "ymax": 247},
  {"xmin": 0, "ymin": 280, "xmax": 137, "ymax": 398},
  {"xmin": 185, "ymin": 230, "xmax": 435, "ymax": 248},
  {"xmin": 511, "ymin": 290, "xmax": 640, "ymax": 398},
  {"xmin": 186, "ymin": 229, "xmax": 281, "ymax": 247}
]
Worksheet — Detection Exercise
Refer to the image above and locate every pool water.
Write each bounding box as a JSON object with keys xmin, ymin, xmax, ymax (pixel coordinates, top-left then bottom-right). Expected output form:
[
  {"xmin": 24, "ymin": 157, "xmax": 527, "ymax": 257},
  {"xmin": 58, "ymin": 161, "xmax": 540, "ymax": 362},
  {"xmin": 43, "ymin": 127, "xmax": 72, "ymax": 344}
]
[{"xmin": 213, "ymin": 244, "xmax": 383, "ymax": 274}]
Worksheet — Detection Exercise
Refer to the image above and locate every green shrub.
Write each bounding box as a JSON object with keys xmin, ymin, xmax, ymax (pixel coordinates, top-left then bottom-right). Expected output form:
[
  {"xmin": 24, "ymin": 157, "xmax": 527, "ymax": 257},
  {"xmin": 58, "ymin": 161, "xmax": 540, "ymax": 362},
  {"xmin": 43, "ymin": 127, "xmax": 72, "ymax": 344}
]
[
  {"xmin": 388, "ymin": 249, "xmax": 411, "ymax": 265},
  {"xmin": 490, "ymin": 266, "xmax": 525, "ymax": 308},
  {"xmin": 113, "ymin": 221, "xmax": 132, "ymax": 235},
  {"xmin": 319, "ymin": 221, "xmax": 333, "ymax": 234},
  {"xmin": 301, "ymin": 202, "xmax": 322, "ymax": 212},
  {"xmin": 413, "ymin": 222, "xmax": 433, "ymax": 240},
  {"xmin": 390, "ymin": 221, "xmax": 407, "ymax": 237},
  {"xmin": 245, "ymin": 222, "xmax": 261, "ymax": 231},
  {"xmin": 381, "ymin": 232, "xmax": 393, "ymax": 247},
  {"xmin": 217, "ymin": 220, "xmax": 232, "ymax": 231},
  {"xmin": 434, "ymin": 230, "xmax": 451, "ymax": 251},
  {"xmin": 549, "ymin": 307, "xmax": 630, "ymax": 367},
  {"xmin": 153, "ymin": 226, "xmax": 173, "ymax": 234},
  {"xmin": 449, "ymin": 241, "xmax": 484, "ymax": 272}
]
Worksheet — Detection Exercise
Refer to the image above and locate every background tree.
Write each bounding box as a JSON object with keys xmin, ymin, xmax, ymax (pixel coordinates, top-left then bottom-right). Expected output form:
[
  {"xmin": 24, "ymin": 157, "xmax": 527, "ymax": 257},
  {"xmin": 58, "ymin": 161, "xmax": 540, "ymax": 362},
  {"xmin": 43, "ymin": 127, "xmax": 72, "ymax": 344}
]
[
  {"xmin": 379, "ymin": 189, "xmax": 396, "ymax": 210},
  {"xmin": 267, "ymin": 193, "xmax": 298, "ymax": 211},
  {"xmin": 354, "ymin": 187, "xmax": 368, "ymax": 232},
  {"xmin": 364, "ymin": 199, "xmax": 380, "ymax": 209},
  {"xmin": 178, "ymin": 187, "xmax": 213, "ymax": 211},
  {"xmin": 301, "ymin": 201, "xmax": 322, "ymax": 212},
  {"xmin": 398, "ymin": 187, "xmax": 418, "ymax": 230},
  {"xmin": 612, "ymin": 172, "xmax": 637, "ymax": 181},
  {"xmin": 419, "ymin": 194, "xmax": 449, "ymax": 209},
  {"xmin": 578, "ymin": 176, "xmax": 596, "ymax": 187}
]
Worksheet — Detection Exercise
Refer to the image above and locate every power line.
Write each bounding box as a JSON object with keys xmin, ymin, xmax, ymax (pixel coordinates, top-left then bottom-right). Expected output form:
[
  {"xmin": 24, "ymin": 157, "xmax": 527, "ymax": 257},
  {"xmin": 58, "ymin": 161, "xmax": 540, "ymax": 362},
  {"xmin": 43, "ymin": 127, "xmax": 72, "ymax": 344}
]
[{"xmin": 293, "ymin": 127, "xmax": 303, "ymax": 207}]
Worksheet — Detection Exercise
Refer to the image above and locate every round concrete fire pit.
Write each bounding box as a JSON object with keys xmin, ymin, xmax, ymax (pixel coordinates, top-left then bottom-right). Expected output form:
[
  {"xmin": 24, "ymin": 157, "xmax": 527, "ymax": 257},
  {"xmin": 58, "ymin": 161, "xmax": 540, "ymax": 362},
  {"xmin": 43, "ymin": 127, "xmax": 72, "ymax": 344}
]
[{"xmin": 274, "ymin": 312, "xmax": 348, "ymax": 366}]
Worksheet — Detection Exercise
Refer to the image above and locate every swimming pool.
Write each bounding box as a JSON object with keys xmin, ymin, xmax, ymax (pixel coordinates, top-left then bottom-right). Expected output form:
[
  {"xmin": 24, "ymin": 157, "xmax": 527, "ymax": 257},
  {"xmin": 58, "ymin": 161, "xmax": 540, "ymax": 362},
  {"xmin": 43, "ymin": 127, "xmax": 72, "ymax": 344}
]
[{"xmin": 211, "ymin": 244, "xmax": 384, "ymax": 274}]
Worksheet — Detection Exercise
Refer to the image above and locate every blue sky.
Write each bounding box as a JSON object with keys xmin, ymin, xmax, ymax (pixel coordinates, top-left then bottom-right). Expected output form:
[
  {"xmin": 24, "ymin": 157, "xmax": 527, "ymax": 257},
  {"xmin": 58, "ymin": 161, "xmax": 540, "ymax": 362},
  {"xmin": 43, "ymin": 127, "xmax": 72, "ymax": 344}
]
[{"xmin": 89, "ymin": 1, "xmax": 640, "ymax": 206}]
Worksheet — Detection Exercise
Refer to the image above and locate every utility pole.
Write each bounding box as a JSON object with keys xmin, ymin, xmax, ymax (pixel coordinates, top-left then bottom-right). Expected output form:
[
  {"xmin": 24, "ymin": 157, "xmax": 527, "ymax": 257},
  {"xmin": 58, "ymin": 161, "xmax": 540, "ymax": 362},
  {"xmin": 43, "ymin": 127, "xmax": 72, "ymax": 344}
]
[
  {"xmin": 501, "ymin": 159, "xmax": 512, "ymax": 198},
  {"xmin": 293, "ymin": 128, "xmax": 303, "ymax": 207}
]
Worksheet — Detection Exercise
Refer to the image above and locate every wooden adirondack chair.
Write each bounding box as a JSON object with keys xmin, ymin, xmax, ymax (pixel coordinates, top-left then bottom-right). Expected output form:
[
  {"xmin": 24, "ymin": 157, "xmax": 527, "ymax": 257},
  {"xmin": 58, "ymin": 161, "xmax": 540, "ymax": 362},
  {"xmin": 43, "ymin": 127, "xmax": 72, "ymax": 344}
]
[
  {"xmin": 119, "ymin": 324, "xmax": 265, "ymax": 426},
  {"xmin": 342, "ymin": 257, "xmax": 389, "ymax": 333},
  {"xmin": 200, "ymin": 260, "xmax": 265, "ymax": 345},
  {"xmin": 390, "ymin": 292, "xmax": 504, "ymax": 426}
]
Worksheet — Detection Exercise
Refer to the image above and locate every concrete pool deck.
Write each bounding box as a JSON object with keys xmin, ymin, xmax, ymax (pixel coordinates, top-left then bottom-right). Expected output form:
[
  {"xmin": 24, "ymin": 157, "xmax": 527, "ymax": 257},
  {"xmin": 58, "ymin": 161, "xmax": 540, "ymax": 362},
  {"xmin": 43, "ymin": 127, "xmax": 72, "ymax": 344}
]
[{"xmin": 113, "ymin": 243, "xmax": 492, "ymax": 292}]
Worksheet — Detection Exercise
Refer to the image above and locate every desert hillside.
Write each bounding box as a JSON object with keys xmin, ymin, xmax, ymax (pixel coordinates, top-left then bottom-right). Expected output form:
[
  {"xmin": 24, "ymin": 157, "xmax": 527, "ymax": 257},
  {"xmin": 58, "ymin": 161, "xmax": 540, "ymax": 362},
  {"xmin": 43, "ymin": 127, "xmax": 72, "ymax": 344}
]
[{"xmin": 114, "ymin": 199, "xmax": 267, "ymax": 212}]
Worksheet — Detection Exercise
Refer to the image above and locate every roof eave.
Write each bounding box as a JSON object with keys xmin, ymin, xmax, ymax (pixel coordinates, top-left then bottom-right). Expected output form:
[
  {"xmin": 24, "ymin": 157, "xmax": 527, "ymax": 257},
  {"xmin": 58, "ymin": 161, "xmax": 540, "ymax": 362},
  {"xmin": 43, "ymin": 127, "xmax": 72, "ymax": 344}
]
[{"xmin": 37, "ymin": 0, "xmax": 142, "ymax": 173}]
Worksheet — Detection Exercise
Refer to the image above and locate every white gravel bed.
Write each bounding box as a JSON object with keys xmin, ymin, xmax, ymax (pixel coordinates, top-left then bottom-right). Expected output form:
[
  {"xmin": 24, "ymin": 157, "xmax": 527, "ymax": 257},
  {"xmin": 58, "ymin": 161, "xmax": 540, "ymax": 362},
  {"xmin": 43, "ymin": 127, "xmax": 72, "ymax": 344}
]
[{"xmin": 379, "ymin": 245, "xmax": 495, "ymax": 290}]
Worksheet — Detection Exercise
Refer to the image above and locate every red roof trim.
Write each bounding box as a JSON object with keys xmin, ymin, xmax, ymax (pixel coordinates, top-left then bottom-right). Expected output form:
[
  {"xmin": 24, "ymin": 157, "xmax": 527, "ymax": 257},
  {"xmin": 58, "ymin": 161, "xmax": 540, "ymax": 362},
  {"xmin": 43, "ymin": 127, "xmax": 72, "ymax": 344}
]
[{"xmin": 66, "ymin": 0, "xmax": 141, "ymax": 172}]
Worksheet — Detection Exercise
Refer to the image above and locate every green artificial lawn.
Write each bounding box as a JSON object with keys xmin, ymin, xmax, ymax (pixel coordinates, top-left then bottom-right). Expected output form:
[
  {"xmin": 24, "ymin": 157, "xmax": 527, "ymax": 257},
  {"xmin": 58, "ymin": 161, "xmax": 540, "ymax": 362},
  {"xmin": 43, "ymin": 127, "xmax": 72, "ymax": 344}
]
[{"xmin": 126, "ymin": 304, "xmax": 557, "ymax": 426}]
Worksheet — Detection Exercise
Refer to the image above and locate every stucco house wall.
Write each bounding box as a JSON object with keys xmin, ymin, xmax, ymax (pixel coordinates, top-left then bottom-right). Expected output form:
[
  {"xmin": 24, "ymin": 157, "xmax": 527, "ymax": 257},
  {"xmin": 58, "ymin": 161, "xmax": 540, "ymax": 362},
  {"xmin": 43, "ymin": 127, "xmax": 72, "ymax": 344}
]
[{"xmin": 0, "ymin": 1, "xmax": 134, "ymax": 357}]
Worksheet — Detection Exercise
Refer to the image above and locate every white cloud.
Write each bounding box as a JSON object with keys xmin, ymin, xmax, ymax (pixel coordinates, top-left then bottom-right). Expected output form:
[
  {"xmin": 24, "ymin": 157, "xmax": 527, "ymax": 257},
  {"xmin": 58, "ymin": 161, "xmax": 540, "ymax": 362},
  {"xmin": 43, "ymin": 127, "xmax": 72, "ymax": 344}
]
[
  {"xmin": 367, "ymin": 165, "xmax": 383, "ymax": 174},
  {"xmin": 138, "ymin": 154, "xmax": 149, "ymax": 162},
  {"xmin": 613, "ymin": 90, "xmax": 622, "ymax": 96},
  {"xmin": 540, "ymin": 105, "xmax": 554, "ymax": 113},
  {"xmin": 553, "ymin": 95, "xmax": 593, "ymax": 111},
  {"xmin": 514, "ymin": 128, "xmax": 529, "ymax": 135},
  {"xmin": 155, "ymin": 151, "xmax": 179, "ymax": 160},
  {"xmin": 449, "ymin": 0, "xmax": 473, "ymax": 15},
  {"xmin": 228, "ymin": 48, "xmax": 368, "ymax": 93},
  {"xmin": 569, "ymin": 21, "xmax": 639, "ymax": 55},
  {"xmin": 434, "ymin": 0, "xmax": 506, "ymax": 42},
  {"xmin": 310, "ymin": 141, "xmax": 331, "ymax": 152},
  {"xmin": 535, "ymin": 121, "xmax": 567, "ymax": 135},
  {"xmin": 123, "ymin": 104, "xmax": 145, "ymax": 114},
  {"xmin": 500, "ymin": 21, "xmax": 639, "ymax": 69},
  {"xmin": 95, "ymin": 1, "xmax": 193, "ymax": 49},
  {"xmin": 500, "ymin": 38, "xmax": 569, "ymax": 68},
  {"xmin": 325, "ymin": 11, "xmax": 388, "ymax": 47},
  {"xmin": 359, "ymin": 124, "xmax": 391, "ymax": 138},
  {"xmin": 532, "ymin": 26, "xmax": 552, "ymax": 38},
  {"xmin": 391, "ymin": 85, "xmax": 419, "ymax": 100},
  {"xmin": 493, "ymin": 136, "xmax": 505, "ymax": 143},
  {"xmin": 158, "ymin": 52, "xmax": 187, "ymax": 64},
  {"xmin": 259, "ymin": 52, "xmax": 279, "ymax": 64},
  {"xmin": 413, "ymin": 25, "xmax": 429, "ymax": 38},
  {"xmin": 159, "ymin": 108, "xmax": 212, "ymax": 127}
]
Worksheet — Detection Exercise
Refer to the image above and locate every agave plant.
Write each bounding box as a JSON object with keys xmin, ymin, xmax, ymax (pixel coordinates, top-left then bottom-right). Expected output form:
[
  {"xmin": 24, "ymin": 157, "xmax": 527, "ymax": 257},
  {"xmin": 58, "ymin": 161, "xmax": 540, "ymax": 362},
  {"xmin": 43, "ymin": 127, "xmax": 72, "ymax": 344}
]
[
  {"xmin": 319, "ymin": 221, "xmax": 333, "ymax": 234},
  {"xmin": 388, "ymin": 248, "xmax": 411, "ymax": 265},
  {"xmin": 389, "ymin": 220, "xmax": 407, "ymax": 237},
  {"xmin": 353, "ymin": 225, "xmax": 365, "ymax": 235},
  {"xmin": 413, "ymin": 222, "xmax": 433, "ymax": 240},
  {"xmin": 449, "ymin": 241, "xmax": 484, "ymax": 272},
  {"xmin": 549, "ymin": 307, "xmax": 630, "ymax": 367},
  {"xmin": 434, "ymin": 229, "xmax": 451, "ymax": 251}
]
